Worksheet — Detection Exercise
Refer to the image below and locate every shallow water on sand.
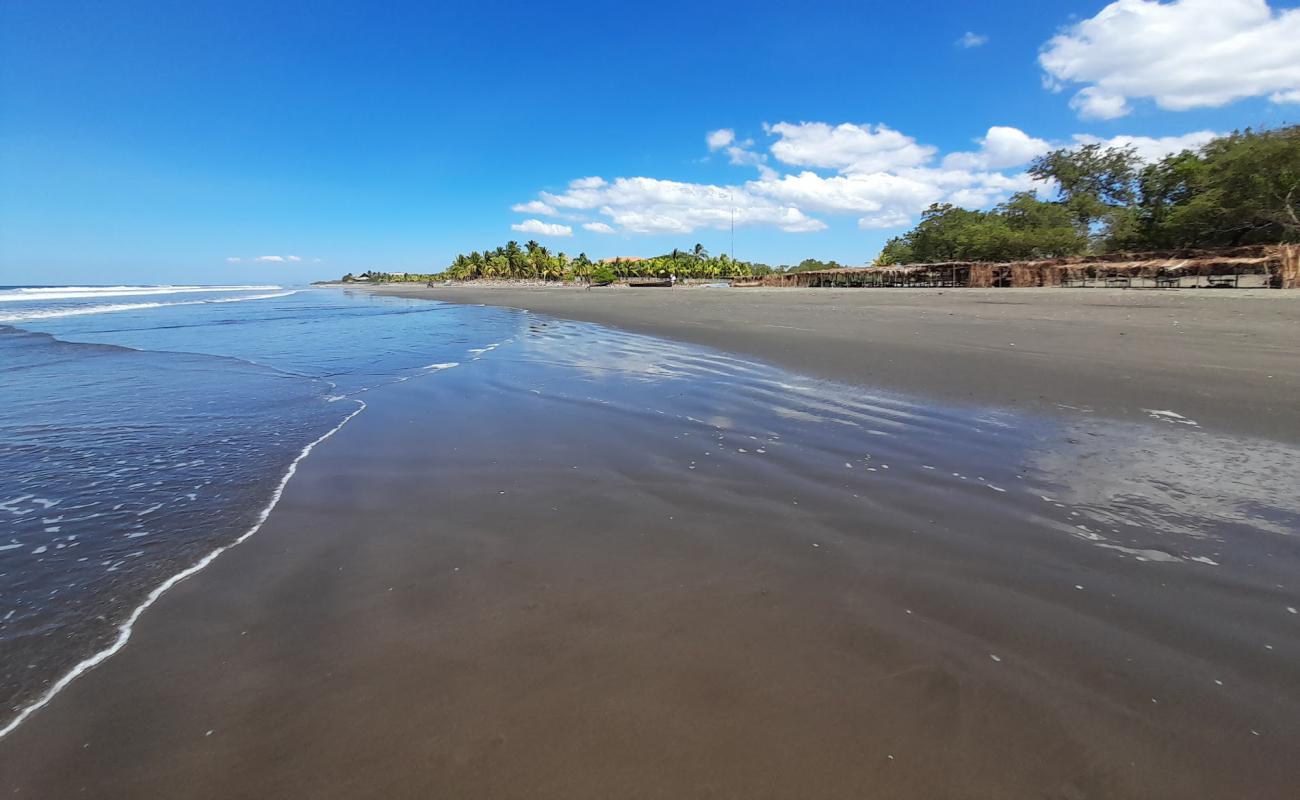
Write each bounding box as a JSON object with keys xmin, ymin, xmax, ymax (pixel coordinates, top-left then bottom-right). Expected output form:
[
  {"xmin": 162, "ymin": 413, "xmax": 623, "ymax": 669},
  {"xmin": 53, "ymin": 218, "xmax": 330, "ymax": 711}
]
[
  {"xmin": 0, "ymin": 287, "xmax": 524, "ymax": 722},
  {"xmin": 2, "ymin": 287, "xmax": 1297, "ymax": 748}
]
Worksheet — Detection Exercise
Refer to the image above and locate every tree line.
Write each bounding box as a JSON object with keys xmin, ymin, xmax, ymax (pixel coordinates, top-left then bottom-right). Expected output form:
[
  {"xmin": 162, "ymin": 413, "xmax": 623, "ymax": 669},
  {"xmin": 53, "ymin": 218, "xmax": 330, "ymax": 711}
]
[
  {"xmin": 341, "ymin": 243, "xmax": 854, "ymax": 283},
  {"xmin": 439, "ymin": 242, "xmax": 761, "ymax": 282},
  {"xmin": 878, "ymin": 125, "xmax": 1300, "ymax": 265}
]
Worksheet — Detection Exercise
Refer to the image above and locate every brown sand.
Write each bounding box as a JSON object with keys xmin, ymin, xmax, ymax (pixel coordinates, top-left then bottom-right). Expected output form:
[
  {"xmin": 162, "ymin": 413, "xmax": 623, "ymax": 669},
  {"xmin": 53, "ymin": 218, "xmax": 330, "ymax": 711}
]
[
  {"xmin": 3, "ymin": 288, "xmax": 1299, "ymax": 798},
  {"xmin": 372, "ymin": 285, "xmax": 1300, "ymax": 443}
]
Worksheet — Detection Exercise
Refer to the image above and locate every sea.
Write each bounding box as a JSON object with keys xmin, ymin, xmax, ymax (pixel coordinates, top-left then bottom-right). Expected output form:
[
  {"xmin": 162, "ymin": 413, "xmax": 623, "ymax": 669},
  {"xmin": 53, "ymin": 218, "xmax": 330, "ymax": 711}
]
[{"xmin": 0, "ymin": 284, "xmax": 524, "ymax": 727}]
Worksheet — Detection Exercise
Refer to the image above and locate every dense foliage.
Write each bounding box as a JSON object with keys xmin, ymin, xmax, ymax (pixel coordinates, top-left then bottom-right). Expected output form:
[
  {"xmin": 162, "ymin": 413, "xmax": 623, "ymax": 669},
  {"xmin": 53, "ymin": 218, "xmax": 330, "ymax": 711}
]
[
  {"xmin": 876, "ymin": 193, "xmax": 1086, "ymax": 264},
  {"xmin": 431, "ymin": 242, "xmax": 764, "ymax": 282},
  {"xmin": 879, "ymin": 126, "xmax": 1300, "ymax": 264}
]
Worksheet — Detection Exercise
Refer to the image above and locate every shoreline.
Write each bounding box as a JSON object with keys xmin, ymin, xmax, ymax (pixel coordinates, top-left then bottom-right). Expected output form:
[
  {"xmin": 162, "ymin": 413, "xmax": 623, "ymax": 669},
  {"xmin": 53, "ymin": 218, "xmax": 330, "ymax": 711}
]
[
  {"xmin": 360, "ymin": 283, "xmax": 1300, "ymax": 443},
  {"xmin": 0, "ymin": 397, "xmax": 368, "ymax": 740},
  {"xmin": 4, "ymin": 291, "xmax": 1299, "ymax": 797}
]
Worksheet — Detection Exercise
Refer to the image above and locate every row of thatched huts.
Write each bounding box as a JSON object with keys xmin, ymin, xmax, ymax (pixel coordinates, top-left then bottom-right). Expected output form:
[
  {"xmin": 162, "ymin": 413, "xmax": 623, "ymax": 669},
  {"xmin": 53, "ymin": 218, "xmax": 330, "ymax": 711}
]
[{"xmin": 736, "ymin": 245, "xmax": 1300, "ymax": 289}]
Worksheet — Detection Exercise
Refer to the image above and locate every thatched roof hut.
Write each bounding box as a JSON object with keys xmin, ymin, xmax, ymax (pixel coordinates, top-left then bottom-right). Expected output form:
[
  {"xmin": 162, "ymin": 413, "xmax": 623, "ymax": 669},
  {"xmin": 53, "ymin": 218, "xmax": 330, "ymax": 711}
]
[{"xmin": 752, "ymin": 245, "xmax": 1296, "ymax": 289}]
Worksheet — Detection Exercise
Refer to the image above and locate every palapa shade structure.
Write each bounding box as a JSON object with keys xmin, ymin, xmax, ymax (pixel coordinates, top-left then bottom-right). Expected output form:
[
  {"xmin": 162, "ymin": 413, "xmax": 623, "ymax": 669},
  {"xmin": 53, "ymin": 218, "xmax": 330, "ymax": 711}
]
[{"xmin": 741, "ymin": 245, "xmax": 1298, "ymax": 289}]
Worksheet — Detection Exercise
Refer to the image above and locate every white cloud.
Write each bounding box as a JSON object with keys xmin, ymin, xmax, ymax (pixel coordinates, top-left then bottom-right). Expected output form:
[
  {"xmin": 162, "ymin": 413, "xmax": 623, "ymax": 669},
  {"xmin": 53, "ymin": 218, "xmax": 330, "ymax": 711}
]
[
  {"xmin": 228, "ymin": 254, "xmax": 311, "ymax": 264},
  {"xmin": 768, "ymin": 122, "xmax": 936, "ymax": 174},
  {"xmin": 511, "ymin": 200, "xmax": 558, "ymax": 215},
  {"xmin": 747, "ymin": 170, "xmax": 940, "ymax": 217},
  {"xmin": 859, "ymin": 210, "xmax": 914, "ymax": 230},
  {"xmin": 1071, "ymin": 130, "xmax": 1220, "ymax": 161},
  {"xmin": 705, "ymin": 128, "xmax": 764, "ymax": 166},
  {"xmin": 1069, "ymin": 87, "xmax": 1131, "ymax": 120},
  {"xmin": 1041, "ymin": 0, "xmax": 1300, "ymax": 119},
  {"xmin": 943, "ymin": 126, "xmax": 1053, "ymax": 170},
  {"xmin": 706, "ymin": 129, "xmax": 736, "ymax": 150},
  {"xmin": 538, "ymin": 175, "xmax": 827, "ymax": 235},
  {"xmin": 511, "ymin": 121, "xmax": 1217, "ymax": 236},
  {"xmin": 511, "ymin": 219, "xmax": 573, "ymax": 237},
  {"xmin": 957, "ymin": 31, "xmax": 989, "ymax": 48},
  {"xmin": 726, "ymin": 140, "xmax": 763, "ymax": 167}
]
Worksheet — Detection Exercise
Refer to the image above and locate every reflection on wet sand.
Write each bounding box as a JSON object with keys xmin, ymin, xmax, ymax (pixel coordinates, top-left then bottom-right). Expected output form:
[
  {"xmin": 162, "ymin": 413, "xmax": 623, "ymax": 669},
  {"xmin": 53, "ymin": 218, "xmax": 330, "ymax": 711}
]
[{"xmin": 3, "ymin": 306, "xmax": 1297, "ymax": 799}]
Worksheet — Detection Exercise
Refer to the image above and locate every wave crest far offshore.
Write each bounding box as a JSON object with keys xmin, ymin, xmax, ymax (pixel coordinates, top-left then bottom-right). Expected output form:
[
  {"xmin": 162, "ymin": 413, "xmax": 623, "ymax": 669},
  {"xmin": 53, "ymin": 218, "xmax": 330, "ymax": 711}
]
[{"xmin": 0, "ymin": 285, "xmax": 282, "ymax": 303}]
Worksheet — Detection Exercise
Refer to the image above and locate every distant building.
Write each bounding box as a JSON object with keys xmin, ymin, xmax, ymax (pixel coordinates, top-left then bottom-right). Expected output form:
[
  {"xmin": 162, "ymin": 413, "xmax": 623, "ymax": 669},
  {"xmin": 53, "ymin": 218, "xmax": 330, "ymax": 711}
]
[{"xmin": 599, "ymin": 256, "xmax": 645, "ymax": 264}]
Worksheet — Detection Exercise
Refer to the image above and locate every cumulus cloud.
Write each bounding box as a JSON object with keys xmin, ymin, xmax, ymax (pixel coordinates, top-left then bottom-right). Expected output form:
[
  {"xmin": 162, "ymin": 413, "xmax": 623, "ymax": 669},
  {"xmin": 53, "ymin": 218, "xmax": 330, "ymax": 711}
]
[
  {"xmin": 228, "ymin": 254, "xmax": 311, "ymax": 264},
  {"xmin": 725, "ymin": 140, "xmax": 763, "ymax": 166},
  {"xmin": 511, "ymin": 200, "xmax": 558, "ymax": 215},
  {"xmin": 706, "ymin": 129, "xmax": 735, "ymax": 150},
  {"xmin": 943, "ymin": 126, "xmax": 1053, "ymax": 170},
  {"xmin": 511, "ymin": 219, "xmax": 573, "ymax": 237},
  {"xmin": 858, "ymin": 210, "xmax": 914, "ymax": 230},
  {"xmin": 768, "ymin": 122, "xmax": 936, "ymax": 174},
  {"xmin": 957, "ymin": 31, "xmax": 989, "ymax": 48},
  {"xmin": 1040, "ymin": 0, "xmax": 1300, "ymax": 119},
  {"xmin": 546, "ymin": 176, "xmax": 825, "ymax": 234},
  {"xmin": 705, "ymin": 128, "xmax": 764, "ymax": 166},
  {"xmin": 512, "ymin": 121, "xmax": 1217, "ymax": 236},
  {"xmin": 747, "ymin": 170, "xmax": 943, "ymax": 217},
  {"xmin": 1071, "ymin": 130, "xmax": 1220, "ymax": 161},
  {"xmin": 1069, "ymin": 87, "xmax": 1132, "ymax": 120}
]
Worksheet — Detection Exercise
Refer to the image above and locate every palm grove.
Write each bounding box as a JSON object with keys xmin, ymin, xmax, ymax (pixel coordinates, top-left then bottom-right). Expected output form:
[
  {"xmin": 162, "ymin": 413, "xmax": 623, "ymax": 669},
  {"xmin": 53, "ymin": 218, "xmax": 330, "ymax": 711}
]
[
  {"xmin": 342, "ymin": 126, "xmax": 1298, "ymax": 283},
  {"xmin": 345, "ymin": 243, "xmax": 790, "ymax": 284}
]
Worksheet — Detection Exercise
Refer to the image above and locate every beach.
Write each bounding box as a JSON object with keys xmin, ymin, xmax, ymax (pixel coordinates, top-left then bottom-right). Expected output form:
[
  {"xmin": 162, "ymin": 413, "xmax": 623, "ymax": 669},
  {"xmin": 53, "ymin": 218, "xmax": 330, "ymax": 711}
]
[
  {"xmin": 373, "ymin": 285, "xmax": 1300, "ymax": 443},
  {"xmin": 3, "ymin": 287, "xmax": 1299, "ymax": 798}
]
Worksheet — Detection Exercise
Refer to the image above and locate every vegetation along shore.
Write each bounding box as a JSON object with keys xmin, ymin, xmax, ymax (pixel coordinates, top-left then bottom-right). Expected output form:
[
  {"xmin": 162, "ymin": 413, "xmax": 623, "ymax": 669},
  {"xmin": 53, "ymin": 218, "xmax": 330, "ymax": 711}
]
[{"xmin": 338, "ymin": 126, "xmax": 1299, "ymax": 287}]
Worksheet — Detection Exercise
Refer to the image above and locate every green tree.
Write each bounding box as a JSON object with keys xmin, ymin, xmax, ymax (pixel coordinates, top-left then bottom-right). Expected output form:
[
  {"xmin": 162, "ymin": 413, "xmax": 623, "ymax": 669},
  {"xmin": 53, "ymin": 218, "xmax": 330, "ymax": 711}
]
[{"xmin": 1029, "ymin": 143, "xmax": 1141, "ymax": 237}]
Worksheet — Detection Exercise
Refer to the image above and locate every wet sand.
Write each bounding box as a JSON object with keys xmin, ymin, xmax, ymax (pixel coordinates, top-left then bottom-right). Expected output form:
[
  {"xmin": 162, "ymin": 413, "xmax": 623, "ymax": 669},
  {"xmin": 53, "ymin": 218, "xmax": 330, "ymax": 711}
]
[
  {"xmin": 3, "ymin": 296, "xmax": 1299, "ymax": 798},
  {"xmin": 373, "ymin": 285, "xmax": 1300, "ymax": 443}
]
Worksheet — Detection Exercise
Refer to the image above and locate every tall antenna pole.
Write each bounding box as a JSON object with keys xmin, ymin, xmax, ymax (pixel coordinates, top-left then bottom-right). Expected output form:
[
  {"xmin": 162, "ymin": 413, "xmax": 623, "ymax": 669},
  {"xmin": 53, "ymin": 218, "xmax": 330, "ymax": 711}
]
[{"xmin": 730, "ymin": 190, "xmax": 735, "ymax": 260}]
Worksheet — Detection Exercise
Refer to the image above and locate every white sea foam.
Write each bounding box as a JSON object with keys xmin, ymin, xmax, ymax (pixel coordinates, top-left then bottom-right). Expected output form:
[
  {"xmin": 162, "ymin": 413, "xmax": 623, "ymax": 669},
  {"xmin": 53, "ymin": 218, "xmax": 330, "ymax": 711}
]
[
  {"xmin": 0, "ymin": 285, "xmax": 280, "ymax": 303},
  {"xmin": 1095, "ymin": 543, "xmax": 1184, "ymax": 563},
  {"xmin": 1142, "ymin": 409, "xmax": 1200, "ymax": 427},
  {"xmin": 0, "ymin": 291, "xmax": 297, "ymax": 323},
  {"xmin": 0, "ymin": 396, "xmax": 367, "ymax": 740}
]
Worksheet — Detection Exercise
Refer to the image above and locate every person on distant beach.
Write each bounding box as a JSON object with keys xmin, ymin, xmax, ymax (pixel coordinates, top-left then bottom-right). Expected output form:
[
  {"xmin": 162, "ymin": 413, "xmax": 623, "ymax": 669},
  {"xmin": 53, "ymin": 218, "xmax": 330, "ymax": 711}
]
[{"xmin": 670, "ymin": 273, "xmax": 677, "ymax": 288}]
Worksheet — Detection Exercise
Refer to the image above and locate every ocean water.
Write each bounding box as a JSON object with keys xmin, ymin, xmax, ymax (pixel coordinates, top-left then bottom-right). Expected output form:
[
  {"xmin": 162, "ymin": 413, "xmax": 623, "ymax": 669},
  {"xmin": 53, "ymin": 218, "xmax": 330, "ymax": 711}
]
[{"xmin": 0, "ymin": 285, "xmax": 524, "ymax": 724}]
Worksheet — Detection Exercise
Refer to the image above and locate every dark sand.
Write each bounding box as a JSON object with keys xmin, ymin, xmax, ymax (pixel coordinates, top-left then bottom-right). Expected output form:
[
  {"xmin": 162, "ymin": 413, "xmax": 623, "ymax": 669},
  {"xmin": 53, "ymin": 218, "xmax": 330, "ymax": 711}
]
[
  {"xmin": 375, "ymin": 285, "xmax": 1300, "ymax": 443},
  {"xmin": 3, "ymin": 289, "xmax": 1299, "ymax": 798}
]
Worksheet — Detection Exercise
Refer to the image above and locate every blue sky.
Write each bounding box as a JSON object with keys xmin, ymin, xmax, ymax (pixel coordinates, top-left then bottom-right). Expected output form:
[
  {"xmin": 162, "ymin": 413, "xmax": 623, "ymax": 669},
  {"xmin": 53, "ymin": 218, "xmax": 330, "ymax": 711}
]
[{"xmin": 2, "ymin": 0, "xmax": 1298, "ymax": 284}]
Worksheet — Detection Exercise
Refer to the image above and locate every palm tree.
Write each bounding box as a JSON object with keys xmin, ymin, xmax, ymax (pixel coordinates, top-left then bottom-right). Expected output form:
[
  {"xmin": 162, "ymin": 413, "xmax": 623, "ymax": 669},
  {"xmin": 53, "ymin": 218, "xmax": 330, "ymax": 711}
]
[{"xmin": 504, "ymin": 241, "xmax": 523, "ymax": 276}]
